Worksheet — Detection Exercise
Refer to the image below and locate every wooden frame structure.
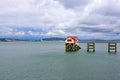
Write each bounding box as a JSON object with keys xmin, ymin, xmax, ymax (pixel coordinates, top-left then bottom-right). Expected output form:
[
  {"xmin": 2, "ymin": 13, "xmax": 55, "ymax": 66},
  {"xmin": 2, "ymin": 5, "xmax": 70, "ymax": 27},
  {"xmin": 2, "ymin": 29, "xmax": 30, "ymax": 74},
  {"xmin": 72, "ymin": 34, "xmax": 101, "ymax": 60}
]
[
  {"xmin": 65, "ymin": 43, "xmax": 80, "ymax": 51},
  {"xmin": 108, "ymin": 42, "xmax": 117, "ymax": 53},
  {"xmin": 87, "ymin": 42, "xmax": 95, "ymax": 52}
]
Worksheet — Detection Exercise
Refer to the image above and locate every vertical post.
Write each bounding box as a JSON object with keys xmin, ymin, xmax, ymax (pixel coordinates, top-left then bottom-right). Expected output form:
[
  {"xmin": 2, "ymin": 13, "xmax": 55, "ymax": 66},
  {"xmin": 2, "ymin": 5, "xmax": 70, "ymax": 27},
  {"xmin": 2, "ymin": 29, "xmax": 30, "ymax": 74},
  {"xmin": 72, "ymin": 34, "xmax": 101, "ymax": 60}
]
[
  {"xmin": 93, "ymin": 42, "xmax": 95, "ymax": 52},
  {"xmin": 115, "ymin": 42, "xmax": 117, "ymax": 52},
  {"xmin": 87, "ymin": 42, "xmax": 89, "ymax": 52},
  {"xmin": 108, "ymin": 42, "xmax": 110, "ymax": 52}
]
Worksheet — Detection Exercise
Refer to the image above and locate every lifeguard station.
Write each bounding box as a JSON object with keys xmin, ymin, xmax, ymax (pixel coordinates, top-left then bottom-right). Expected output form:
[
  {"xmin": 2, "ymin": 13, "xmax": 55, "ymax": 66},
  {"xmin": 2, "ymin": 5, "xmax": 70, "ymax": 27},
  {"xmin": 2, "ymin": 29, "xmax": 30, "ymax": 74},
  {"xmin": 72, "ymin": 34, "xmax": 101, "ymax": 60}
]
[{"xmin": 65, "ymin": 36, "xmax": 81, "ymax": 51}]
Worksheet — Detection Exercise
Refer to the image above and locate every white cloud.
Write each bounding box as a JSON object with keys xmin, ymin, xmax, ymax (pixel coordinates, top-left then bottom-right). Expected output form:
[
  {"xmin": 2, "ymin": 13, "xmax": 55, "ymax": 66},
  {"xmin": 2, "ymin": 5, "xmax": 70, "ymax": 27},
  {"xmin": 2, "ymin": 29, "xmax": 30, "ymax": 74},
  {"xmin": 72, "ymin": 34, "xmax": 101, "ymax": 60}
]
[
  {"xmin": 15, "ymin": 31, "xmax": 25, "ymax": 36},
  {"xmin": 28, "ymin": 31, "xmax": 40, "ymax": 36},
  {"xmin": 0, "ymin": 0, "xmax": 120, "ymax": 39},
  {"xmin": 0, "ymin": 27, "xmax": 13, "ymax": 36}
]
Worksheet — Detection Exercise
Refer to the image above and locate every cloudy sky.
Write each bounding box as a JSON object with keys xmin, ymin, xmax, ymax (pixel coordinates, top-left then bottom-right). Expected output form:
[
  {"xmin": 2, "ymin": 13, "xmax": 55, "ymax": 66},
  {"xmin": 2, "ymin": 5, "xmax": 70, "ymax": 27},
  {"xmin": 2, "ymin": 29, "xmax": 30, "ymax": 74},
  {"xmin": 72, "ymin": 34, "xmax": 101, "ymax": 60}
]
[{"xmin": 0, "ymin": 0, "xmax": 120, "ymax": 40}]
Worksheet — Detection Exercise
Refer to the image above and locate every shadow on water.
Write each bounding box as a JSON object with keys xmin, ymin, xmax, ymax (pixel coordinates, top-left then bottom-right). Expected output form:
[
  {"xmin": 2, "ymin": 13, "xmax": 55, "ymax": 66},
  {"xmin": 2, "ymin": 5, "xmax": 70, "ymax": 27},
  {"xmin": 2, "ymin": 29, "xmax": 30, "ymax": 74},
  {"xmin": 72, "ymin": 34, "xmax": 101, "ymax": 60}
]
[
  {"xmin": 86, "ymin": 51, "xmax": 95, "ymax": 54},
  {"xmin": 65, "ymin": 50, "xmax": 80, "ymax": 55},
  {"xmin": 108, "ymin": 52, "xmax": 117, "ymax": 55}
]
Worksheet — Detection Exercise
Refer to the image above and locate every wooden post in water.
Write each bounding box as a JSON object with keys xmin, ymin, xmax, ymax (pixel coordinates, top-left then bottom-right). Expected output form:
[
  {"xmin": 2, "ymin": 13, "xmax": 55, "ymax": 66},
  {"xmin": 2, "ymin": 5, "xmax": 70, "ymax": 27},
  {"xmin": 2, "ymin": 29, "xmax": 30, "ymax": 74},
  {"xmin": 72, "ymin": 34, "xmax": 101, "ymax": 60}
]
[
  {"xmin": 108, "ymin": 42, "xmax": 117, "ymax": 53},
  {"xmin": 65, "ymin": 36, "xmax": 81, "ymax": 51},
  {"xmin": 87, "ymin": 42, "xmax": 95, "ymax": 52}
]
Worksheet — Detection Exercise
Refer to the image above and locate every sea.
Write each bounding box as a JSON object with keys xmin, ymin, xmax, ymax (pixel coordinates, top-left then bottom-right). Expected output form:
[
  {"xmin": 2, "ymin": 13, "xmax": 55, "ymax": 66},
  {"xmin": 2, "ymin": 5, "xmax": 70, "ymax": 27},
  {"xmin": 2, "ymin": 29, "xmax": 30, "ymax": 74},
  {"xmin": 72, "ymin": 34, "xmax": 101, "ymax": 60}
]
[{"xmin": 0, "ymin": 41, "xmax": 120, "ymax": 80}]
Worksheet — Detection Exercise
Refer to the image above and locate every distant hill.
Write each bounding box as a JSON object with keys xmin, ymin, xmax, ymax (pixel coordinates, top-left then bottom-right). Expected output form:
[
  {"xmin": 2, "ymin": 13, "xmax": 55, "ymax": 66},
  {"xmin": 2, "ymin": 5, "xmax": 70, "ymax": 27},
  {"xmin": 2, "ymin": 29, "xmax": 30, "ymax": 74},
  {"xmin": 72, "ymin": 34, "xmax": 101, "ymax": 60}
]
[
  {"xmin": 42, "ymin": 37, "xmax": 120, "ymax": 42},
  {"xmin": 0, "ymin": 37, "xmax": 120, "ymax": 42},
  {"xmin": 0, "ymin": 38, "xmax": 7, "ymax": 42},
  {"xmin": 0, "ymin": 37, "xmax": 64, "ymax": 42},
  {"xmin": 42, "ymin": 37, "xmax": 65, "ymax": 41},
  {"xmin": 80, "ymin": 39, "xmax": 120, "ymax": 43},
  {"xmin": 0, "ymin": 38, "xmax": 25, "ymax": 42}
]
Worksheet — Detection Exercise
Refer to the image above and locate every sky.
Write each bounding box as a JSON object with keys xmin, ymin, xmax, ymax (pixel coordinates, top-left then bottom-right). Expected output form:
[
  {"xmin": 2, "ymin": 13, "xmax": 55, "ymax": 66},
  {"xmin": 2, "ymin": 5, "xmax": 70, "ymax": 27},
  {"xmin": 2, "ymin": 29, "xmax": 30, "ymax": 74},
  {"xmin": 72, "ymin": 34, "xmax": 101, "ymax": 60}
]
[{"xmin": 0, "ymin": 0, "xmax": 120, "ymax": 40}]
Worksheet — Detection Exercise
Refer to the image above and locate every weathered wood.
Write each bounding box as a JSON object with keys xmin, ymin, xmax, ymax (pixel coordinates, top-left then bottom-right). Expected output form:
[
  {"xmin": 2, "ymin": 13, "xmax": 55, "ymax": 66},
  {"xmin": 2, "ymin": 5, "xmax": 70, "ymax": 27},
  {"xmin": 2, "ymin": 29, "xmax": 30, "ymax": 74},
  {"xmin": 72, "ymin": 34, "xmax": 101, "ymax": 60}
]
[
  {"xmin": 65, "ymin": 43, "xmax": 80, "ymax": 51},
  {"xmin": 87, "ymin": 42, "xmax": 95, "ymax": 52},
  {"xmin": 108, "ymin": 42, "xmax": 117, "ymax": 53}
]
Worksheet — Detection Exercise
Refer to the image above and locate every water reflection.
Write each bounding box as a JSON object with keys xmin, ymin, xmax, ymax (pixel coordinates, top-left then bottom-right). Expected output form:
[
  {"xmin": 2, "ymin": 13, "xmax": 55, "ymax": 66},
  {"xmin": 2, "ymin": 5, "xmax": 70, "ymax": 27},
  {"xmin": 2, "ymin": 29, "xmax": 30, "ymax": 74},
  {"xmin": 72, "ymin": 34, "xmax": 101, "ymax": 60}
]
[{"xmin": 108, "ymin": 52, "xmax": 117, "ymax": 55}]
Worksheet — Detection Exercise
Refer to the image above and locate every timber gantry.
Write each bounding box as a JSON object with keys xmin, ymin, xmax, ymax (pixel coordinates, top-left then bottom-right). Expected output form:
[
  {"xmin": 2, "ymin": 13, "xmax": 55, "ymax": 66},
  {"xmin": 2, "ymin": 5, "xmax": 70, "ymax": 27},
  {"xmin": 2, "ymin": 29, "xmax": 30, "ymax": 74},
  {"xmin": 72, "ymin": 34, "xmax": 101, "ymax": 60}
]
[
  {"xmin": 108, "ymin": 42, "xmax": 117, "ymax": 53},
  {"xmin": 87, "ymin": 42, "xmax": 95, "ymax": 52}
]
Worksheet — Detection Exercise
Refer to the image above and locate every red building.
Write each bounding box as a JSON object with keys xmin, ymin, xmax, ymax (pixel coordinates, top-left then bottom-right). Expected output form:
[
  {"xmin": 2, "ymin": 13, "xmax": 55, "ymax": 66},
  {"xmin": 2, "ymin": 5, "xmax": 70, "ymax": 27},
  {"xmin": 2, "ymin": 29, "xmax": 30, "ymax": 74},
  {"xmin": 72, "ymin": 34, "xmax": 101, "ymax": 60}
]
[
  {"xmin": 65, "ymin": 36, "xmax": 81, "ymax": 51},
  {"xmin": 65, "ymin": 36, "xmax": 78, "ymax": 43}
]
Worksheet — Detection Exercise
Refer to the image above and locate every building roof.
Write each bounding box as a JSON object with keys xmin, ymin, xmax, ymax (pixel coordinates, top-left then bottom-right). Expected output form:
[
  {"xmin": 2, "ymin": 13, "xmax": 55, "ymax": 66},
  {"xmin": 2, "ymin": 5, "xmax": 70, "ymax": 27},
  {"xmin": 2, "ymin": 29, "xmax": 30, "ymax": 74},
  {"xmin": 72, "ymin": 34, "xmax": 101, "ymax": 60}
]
[{"xmin": 66, "ymin": 36, "xmax": 78, "ymax": 42}]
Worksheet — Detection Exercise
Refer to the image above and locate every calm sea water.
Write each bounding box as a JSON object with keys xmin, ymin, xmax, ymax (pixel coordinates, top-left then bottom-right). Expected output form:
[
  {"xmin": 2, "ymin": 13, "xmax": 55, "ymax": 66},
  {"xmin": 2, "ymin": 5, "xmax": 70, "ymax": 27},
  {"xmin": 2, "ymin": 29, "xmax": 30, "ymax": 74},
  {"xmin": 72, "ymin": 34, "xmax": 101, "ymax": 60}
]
[{"xmin": 0, "ymin": 41, "xmax": 120, "ymax": 80}]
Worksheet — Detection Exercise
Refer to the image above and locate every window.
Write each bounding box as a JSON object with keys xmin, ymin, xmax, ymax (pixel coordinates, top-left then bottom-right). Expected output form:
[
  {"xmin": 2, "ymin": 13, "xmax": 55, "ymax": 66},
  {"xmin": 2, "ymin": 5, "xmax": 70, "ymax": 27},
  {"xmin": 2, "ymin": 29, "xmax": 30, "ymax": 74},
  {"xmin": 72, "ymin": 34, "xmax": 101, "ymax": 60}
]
[{"xmin": 67, "ymin": 39, "xmax": 72, "ymax": 42}]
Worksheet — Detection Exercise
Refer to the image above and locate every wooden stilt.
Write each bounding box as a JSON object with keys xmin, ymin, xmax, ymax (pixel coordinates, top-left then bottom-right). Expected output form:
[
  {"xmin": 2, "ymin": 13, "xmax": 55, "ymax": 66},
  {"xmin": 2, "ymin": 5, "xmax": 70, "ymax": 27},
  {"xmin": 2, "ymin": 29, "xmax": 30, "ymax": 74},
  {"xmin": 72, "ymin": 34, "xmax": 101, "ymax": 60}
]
[
  {"xmin": 65, "ymin": 43, "xmax": 80, "ymax": 51},
  {"xmin": 108, "ymin": 42, "xmax": 117, "ymax": 53},
  {"xmin": 87, "ymin": 42, "xmax": 95, "ymax": 52}
]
